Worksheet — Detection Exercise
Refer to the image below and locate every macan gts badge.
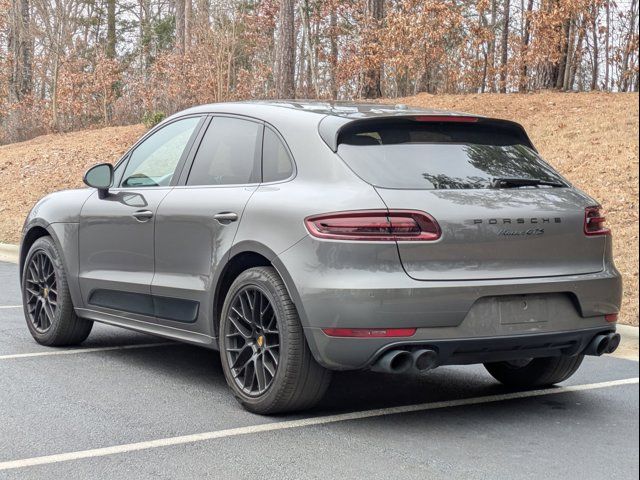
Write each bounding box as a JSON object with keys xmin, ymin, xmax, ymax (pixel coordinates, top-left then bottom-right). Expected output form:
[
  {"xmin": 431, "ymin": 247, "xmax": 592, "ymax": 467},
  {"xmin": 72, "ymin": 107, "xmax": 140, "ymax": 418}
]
[{"xmin": 20, "ymin": 101, "xmax": 623, "ymax": 414}]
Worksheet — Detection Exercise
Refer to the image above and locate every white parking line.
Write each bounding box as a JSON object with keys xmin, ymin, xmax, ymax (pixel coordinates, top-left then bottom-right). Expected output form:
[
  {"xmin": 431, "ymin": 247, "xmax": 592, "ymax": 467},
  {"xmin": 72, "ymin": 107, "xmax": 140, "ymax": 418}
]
[
  {"xmin": 0, "ymin": 305, "xmax": 22, "ymax": 309},
  {"xmin": 0, "ymin": 377, "xmax": 637, "ymax": 471},
  {"xmin": 0, "ymin": 342, "xmax": 176, "ymax": 360}
]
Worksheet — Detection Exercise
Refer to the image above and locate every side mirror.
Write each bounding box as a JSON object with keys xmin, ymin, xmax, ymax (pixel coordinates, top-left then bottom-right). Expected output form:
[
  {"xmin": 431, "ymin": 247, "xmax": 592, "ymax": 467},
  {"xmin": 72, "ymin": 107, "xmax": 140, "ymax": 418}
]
[{"xmin": 83, "ymin": 163, "xmax": 113, "ymax": 199}]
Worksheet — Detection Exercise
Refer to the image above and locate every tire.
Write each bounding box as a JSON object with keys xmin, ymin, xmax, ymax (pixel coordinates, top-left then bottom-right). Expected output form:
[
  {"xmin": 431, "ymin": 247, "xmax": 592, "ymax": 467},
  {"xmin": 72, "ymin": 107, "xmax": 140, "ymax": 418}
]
[
  {"xmin": 21, "ymin": 236, "xmax": 93, "ymax": 346},
  {"xmin": 219, "ymin": 267, "xmax": 331, "ymax": 414},
  {"xmin": 484, "ymin": 355, "xmax": 584, "ymax": 388}
]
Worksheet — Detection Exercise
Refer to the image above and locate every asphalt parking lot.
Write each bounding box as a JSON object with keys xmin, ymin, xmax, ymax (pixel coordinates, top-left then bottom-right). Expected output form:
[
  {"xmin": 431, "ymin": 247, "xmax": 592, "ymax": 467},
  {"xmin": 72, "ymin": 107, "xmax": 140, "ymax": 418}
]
[{"xmin": 0, "ymin": 261, "xmax": 638, "ymax": 480}]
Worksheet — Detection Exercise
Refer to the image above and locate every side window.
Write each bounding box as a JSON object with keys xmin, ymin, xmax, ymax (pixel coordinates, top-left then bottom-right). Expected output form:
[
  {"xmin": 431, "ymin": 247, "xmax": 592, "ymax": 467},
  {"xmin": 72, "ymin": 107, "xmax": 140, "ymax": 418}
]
[
  {"xmin": 262, "ymin": 128, "xmax": 294, "ymax": 182},
  {"xmin": 187, "ymin": 117, "xmax": 262, "ymax": 186},
  {"xmin": 121, "ymin": 117, "xmax": 201, "ymax": 188}
]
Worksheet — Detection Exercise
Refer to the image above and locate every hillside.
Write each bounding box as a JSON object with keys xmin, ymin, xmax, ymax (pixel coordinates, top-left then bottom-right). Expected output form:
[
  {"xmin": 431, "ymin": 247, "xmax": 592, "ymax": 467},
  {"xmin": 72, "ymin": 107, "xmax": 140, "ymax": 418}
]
[{"xmin": 0, "ymin": 92, "xmax": 637, "ymax": 326}]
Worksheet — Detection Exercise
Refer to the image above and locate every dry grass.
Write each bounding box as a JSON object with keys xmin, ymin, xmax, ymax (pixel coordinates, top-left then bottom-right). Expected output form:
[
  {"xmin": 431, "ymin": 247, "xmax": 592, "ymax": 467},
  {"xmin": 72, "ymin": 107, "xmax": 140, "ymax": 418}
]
[
  {"xmin": 0, "ymin": 124, "xmax": 146, "ymax": 243},
  {"xmin": 0, "ymin": 92, "xmax": 637, "ymax": 325}
]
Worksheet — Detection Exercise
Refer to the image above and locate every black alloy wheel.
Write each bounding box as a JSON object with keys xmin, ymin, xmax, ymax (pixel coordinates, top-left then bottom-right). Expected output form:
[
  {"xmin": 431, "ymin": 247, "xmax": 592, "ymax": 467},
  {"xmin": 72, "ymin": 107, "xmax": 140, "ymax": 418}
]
[
  {"xmin": 224, "ymin": 286, "xmax": 281, "ymax": 396},
  {"xmin": 24, "ymin": 250, "xmax": 58, "ymax": 333}
]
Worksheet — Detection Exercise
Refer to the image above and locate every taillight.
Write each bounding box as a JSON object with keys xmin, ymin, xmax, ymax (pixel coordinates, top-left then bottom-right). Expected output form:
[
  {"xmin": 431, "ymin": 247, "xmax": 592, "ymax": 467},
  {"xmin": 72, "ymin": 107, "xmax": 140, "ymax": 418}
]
[
  {"xmin": 584, "ymin": 206, "xmax": 610, "ymax": 236},
  {"xmin": 322, "ymin": 328, "xmax": 417, "ymax": 338},
  {"xmin": 304, "ymin": 210, "xmax": 441, "ymax": 241}
]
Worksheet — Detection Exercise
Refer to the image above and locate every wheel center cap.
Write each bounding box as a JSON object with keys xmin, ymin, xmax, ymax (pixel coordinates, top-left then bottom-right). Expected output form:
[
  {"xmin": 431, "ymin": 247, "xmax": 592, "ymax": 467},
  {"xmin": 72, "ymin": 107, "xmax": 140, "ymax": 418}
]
[
  {"xmin": 256, "ymin": 335, "xmax": 264, "ymax": 348},
  {"xmin": 43, "ymin": 287, "xmax": 49, "ymax": 298}
]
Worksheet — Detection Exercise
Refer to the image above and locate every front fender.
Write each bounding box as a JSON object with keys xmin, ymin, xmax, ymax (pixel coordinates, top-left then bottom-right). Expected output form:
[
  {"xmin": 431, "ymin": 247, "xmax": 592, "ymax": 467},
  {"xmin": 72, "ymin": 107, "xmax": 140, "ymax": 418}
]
[{"xmin": 20, "ymin": 189, "xmax": 94, "ymax": 307}]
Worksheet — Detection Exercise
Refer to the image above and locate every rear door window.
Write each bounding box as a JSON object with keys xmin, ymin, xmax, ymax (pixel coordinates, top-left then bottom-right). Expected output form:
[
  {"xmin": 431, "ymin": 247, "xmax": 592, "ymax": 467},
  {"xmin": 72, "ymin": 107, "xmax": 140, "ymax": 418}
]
[
  {"xmin": 337, "ymin": 121, "xmax": 566, "ymax": 190},
  {"xmin": 187, "ymin": 117, "xmax": 262, "ymax": 186}
]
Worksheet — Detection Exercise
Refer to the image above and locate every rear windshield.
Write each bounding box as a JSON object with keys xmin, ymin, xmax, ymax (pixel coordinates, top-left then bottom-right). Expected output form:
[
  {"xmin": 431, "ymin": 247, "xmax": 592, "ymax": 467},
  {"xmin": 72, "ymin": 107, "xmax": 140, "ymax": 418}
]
[{"xmin": 336, "ymin": 121, "xmax": 566, "ymax": 190}]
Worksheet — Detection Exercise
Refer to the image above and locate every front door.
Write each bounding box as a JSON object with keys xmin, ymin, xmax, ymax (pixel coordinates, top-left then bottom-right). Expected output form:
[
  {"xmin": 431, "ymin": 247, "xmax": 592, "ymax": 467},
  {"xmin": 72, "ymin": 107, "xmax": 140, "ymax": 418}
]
[{"xmin": 78, "ymin": 116, "xmax": 203, "ymax": 316}]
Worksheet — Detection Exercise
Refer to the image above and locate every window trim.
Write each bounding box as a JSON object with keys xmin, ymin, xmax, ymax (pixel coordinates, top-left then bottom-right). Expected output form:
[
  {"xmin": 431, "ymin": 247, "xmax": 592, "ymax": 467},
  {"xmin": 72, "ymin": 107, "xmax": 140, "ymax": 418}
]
[{"xmin": 113, "ymin": 114, "xmax": 206, "ymax": 190}]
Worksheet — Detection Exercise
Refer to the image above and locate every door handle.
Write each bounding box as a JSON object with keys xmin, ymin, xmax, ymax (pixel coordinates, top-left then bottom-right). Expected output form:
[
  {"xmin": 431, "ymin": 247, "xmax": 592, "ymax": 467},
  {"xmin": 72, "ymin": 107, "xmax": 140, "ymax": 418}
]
[
  {"xmin": 214, "ymin": 212, "xmax": 238, "ymax": 224},
  {"xmin": 132, "ymin": 210, "xmax": 154, "ymax": 222}
]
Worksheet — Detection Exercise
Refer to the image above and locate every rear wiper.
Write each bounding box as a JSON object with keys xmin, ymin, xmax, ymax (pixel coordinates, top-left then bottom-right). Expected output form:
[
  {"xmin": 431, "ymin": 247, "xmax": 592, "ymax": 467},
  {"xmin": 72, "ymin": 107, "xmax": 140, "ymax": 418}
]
[{"xmin": 490, "ymin": 177, "xmax": 565, "ymax": 189}]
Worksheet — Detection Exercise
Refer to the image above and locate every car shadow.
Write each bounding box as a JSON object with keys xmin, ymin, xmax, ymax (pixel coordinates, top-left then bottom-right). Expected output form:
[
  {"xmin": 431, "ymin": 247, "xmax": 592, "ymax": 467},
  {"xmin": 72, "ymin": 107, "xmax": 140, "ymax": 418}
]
[{"xmin": 94, "ymin": 339, "xmax": 533, "ymax": 416}]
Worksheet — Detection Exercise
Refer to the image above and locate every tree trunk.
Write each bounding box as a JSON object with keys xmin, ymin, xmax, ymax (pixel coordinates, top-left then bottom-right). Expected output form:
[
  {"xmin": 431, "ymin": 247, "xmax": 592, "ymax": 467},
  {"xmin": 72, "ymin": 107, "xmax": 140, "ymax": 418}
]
[
  {"xmin": 619, "ymin": 0, "xmax": 637, "ymax": 91},
  {"xmin": 106, "ymin": 0, "xmax": 116, "ymax": 59},
  {"xmin": 556, "ymin": 18, "xmax": 571, "ymax": 89},
  {"xmin": 590, "ymin": 5, "xmax": 599, "ymax": 90},
  {"xmin": 604, "ymin": 0, "xmax": 610, "ymax": 90},
  {"xmin": 197, "ymin": 0, "xmax": 210, "ymax": 30},
  {"xmin": 184, "ymin": 0, "xmax": 192, "ymax": 51},
  {"xmin": 10, "ymin": 0, "xmax": 33, "ymax": 100},
  {"xmin": 363, "ymin": 0, "xmax": 384, "ymax": 98},
  {"xmin": 175, "ymin": 0, "xmax": 185, "ymax": 53},
  {"xmin": 487, "ymin": 0, "xmax": 498, "ymax": 92},
  {"xmin": 329, "ymin": 7, "xmax": 338, "ymax": 100},
  {"xmin": 499, "ymin": 0, "xmax": 510, "ymax": 93},
  {"xmin": 569, "ymin": 15, "xmax": 586, "ymax": 89},
  {"xmin": 275, "ymin": 0, "xmax": 295, "ymax": 98},
  {"xmin": 518, "ymin": 0, "xmax": 533, "ymax": 92},
  {"xmin": 562, "ymin": 19, "xmax": 575, "ymax": 90}
]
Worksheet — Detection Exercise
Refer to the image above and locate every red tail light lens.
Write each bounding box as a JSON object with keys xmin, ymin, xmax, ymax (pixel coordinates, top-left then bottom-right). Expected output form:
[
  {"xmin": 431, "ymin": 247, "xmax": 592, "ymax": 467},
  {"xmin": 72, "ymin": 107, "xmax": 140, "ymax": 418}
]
[
  {"xmin": 305, "ymin": 210, "xmax": 441, "ymax": 241},
  {"xmin": 584, "ymin": 206, "xmax": 610, "ymax": 236},
  {"xmin": 322, "ymin": 328, "xmax": 417, "ymax": 338}
]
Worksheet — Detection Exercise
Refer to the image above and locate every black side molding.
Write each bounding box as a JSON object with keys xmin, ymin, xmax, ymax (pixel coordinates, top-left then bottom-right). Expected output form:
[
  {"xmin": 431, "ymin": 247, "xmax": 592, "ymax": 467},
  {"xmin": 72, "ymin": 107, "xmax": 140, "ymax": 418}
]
[{"xmin": 88, "ymin": 289, "xmax": 199, "ymax": 323}]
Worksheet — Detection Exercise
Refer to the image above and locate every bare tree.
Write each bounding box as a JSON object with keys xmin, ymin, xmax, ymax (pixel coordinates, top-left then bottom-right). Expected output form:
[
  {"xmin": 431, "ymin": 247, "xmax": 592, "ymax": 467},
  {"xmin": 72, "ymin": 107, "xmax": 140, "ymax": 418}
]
[
  {"xmin": 275, "ymin": 0, "xmax": 295, "ymax": 98},
  {"xmin": 107, "ymin": 0, "xmax": 116, "ymax": 59},
  {"xmin": 499, "ymin": 0, "xmax": 510, "ymax": 93},
  {"xmin": 175, "ymin": 0, "xmax": 185, "ymax": 53},
  {"xmin": 604, "ymin": 0, "xmax": 610, "ymax": 89},
  {"xmin": 363, "ymin": 0, "xmax": 383, "ymax": 98},
  {"xmin": 518, "ymin": 0, "xmax": 533, "ymax": 92},
  {"xmin": 590, "ymin": 3, "xmax": 599, "ymax": 90},
  {"xmin": 329, "ymin": 6, "xmax": 338, "ymax": 100},
  {"xmin": 184, "ymin": 0, "xmax": 192, "ymax": 51}
]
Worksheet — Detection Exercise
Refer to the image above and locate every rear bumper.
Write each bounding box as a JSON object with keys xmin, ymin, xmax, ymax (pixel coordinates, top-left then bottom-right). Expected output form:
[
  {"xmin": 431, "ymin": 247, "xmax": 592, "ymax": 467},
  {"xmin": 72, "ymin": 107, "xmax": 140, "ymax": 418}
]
[
  {"xmin": 275, "ymin": 236, "xmax": 623, "ymax": 370},
  {"xmin": 306, "ymin": 326, "xmax": 616, "ymax": 370}
]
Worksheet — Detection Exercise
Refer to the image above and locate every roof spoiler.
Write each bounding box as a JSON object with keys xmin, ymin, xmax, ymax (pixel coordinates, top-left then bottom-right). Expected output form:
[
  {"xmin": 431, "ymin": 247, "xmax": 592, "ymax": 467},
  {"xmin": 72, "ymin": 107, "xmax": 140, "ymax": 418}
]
[{"xmin": 318, "ymin": 114, "xmax": 537, "ymax": 152}]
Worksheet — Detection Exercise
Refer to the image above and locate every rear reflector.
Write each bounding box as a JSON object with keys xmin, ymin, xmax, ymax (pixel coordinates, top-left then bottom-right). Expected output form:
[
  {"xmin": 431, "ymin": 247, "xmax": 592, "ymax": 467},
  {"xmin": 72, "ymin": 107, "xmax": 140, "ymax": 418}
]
[
  {"xmin": 322, "ymin": 328, "xmax": 417, "ymax": 338},
  {"xmin": 305, "ymin": 210, "xmax": 441, "ymax": 241},
  {"xmin": 584, "ymin": 206, "xmax": 610, "ymax": 236},
  {"xmin": 605, "ymin": 313, "xmax": 618, "ymax": 323}
]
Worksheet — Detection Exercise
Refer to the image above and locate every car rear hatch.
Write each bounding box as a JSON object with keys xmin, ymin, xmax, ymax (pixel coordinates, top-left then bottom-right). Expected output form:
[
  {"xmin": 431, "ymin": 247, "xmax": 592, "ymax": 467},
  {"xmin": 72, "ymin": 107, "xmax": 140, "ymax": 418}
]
[{"xmin": 335, "ymin": 116, "xmax": 607, "ymax": 281}]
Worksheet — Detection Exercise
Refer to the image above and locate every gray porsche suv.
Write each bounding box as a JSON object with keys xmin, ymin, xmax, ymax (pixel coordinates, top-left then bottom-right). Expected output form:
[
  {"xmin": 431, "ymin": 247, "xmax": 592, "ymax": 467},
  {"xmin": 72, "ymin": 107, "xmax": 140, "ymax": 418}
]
[{"xmin": 20, "ymin": 101, "xmax": 622, "ymax": 414}]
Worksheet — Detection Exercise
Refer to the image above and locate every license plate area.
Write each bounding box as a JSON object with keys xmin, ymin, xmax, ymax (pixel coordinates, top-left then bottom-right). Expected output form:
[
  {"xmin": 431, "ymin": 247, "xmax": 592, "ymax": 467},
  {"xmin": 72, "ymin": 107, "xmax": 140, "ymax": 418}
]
[{"xmin": 498, "ymin": 294, "xmax": 550, "ymax": 325}]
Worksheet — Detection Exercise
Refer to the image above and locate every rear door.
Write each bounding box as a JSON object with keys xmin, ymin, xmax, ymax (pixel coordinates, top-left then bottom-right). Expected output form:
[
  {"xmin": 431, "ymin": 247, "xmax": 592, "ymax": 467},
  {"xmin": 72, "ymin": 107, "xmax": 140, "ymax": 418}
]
[
  {"xmin": 336, "ymin": 118, "xmax": 606, "ymax": 281},
  {"xmin": 152, "ymin": 115, "xmax": 263, "ymax": 330},
  {"xmin": 78, "ymin": 115, "xmax": 203, "ymax": 313}
]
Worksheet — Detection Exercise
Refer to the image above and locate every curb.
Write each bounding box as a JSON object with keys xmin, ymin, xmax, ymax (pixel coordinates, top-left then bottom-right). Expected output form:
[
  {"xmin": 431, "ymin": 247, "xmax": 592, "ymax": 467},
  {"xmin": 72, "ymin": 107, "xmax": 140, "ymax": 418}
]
[{"xmin": 0, "ymin": 243, "xmax": 19, "ymax": 264}]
